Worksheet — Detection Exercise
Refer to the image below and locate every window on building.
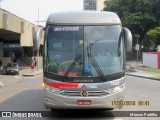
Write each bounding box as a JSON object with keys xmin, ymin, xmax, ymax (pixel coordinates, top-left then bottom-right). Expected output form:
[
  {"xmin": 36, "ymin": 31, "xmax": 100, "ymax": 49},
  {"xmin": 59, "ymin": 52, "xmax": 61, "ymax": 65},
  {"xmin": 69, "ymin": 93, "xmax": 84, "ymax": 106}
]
[{"xmin": 3, "ymin": 41, "xmax": 22, "ymax": 58}]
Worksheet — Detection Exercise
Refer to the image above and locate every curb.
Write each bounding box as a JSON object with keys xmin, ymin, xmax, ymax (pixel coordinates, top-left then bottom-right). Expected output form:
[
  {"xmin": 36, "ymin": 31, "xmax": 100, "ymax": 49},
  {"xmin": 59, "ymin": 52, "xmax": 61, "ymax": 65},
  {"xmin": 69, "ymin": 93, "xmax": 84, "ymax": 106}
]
[
  {"xmin": 0, "ymin": 81, "xmax": 5, "ymax": 87},
  {"xmin": 22, "ymin": 74, "xmax": 35, "ymax": 77},
  {"xmin": 22, "ymin": 71, "xmax": 43, "ymax": 77},
  {"xmin": 125, "ymin": 73, "xmax": 160, "ymax": 81}
]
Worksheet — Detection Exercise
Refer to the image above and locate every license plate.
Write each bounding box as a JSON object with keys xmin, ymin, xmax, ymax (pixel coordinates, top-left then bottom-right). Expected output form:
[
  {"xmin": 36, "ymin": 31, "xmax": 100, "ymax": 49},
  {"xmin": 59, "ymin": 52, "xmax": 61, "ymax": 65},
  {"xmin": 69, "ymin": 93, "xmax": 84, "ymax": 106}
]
[{"xmin": 77, "ymin": 100, "xmax": 91, "ymax": 105}]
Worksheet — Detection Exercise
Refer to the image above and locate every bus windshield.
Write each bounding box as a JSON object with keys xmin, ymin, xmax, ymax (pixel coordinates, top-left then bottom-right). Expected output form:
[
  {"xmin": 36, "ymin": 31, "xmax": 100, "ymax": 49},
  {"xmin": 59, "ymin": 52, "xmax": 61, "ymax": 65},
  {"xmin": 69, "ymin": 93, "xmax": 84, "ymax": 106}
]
[{"xmin": 44, "ymin": 25, "xmax": 123, "ymax": 78}]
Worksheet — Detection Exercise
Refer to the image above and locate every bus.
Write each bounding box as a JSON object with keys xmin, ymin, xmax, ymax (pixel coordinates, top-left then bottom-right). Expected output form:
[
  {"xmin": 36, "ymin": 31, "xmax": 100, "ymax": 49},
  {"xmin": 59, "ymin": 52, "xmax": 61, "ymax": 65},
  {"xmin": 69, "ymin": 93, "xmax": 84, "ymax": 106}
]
[{"xmin": 34, "ymin": 11, "xmax": 132, "ymax": 110}]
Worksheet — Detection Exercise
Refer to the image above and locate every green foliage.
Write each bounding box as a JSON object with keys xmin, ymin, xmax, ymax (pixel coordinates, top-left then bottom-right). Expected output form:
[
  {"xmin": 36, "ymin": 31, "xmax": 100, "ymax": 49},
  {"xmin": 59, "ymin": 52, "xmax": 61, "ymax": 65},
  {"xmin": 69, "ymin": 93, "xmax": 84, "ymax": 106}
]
[
  {"xmin": 142, "ymin": 27, "xmax": 160, "ymax": 51},
  {"xmin": 147, "ymin": 67, "xmax": 160, "ymax": 74},
  {"xmin": 103, "ymin": 0, "xmax": 160, "ymax": 46},
  {"xmin": 146, "ymin": 27, "xmax": 160, "ymax": 45},
  {"xmin": 142, "ymin": 36, "xmax": 156, "ymax": 51},
  {"xmin": 147, "ymin": 27, "xmax": 160, "ymax": 37}
]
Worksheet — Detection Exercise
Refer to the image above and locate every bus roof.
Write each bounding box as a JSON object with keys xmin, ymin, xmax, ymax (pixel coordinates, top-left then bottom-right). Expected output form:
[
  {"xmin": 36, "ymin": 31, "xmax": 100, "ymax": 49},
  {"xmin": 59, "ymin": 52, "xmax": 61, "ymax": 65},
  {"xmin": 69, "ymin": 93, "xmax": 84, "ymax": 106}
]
[{"xmin": 46, "ymin": 11, "xmax": 121, "ymax": 25}]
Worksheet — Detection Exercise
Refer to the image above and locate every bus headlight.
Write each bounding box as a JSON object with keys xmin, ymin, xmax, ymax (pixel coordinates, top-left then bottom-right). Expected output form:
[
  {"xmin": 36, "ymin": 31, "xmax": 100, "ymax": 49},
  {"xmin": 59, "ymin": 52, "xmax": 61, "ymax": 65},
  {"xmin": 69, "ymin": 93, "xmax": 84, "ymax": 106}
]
[
  {"xmin": 45, "ymin": 85, "xmax": 62, "ymax": 93},
  {"xmin": 105, "ymin": 84, "xmax": 125, "ymax": 94}
]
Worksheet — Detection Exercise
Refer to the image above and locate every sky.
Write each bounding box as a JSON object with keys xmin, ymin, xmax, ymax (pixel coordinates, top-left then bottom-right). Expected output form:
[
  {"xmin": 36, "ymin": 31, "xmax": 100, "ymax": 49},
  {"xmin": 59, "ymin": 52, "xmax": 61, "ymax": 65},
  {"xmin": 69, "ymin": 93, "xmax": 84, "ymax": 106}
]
[{"xmin": 1, "ymin": 0, "xmax": 83, "ymax": 26}]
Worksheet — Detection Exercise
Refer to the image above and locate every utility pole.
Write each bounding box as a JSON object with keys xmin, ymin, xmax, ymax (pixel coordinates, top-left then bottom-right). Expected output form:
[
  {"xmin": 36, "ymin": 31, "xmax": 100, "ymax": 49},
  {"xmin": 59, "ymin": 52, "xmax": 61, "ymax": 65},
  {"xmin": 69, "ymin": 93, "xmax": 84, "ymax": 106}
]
[
  {"xmin": 36, "ymin": 8, "xmax": 39, "ymax": 71},
  {"xmin": 33, "ymin": 8, "xmax": 46, "ymax": 71},
  {"xmin": 135, "ymin": 34, "xmax": 140, "ymax": 70}
]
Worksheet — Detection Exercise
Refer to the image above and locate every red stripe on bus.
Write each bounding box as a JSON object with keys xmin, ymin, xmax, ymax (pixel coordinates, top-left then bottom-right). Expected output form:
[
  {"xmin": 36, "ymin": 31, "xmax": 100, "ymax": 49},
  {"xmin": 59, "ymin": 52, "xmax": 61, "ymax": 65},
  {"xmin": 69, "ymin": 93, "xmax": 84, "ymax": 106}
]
[
  {"xmin": 46, "ymin": 82, "xmax": 79, "ymax": 88},
  {"xmin": 81, "ymin": 84, "xmax": 86, "ymax": 88}
]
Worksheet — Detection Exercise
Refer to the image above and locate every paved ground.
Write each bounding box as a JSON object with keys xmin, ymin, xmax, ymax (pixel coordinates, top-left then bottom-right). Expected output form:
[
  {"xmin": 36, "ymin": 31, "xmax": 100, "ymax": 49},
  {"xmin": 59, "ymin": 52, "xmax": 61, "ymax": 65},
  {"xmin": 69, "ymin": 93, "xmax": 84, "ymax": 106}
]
[
  {"xmin": 126, "ymin": 60, "xmax": 160, "ymax": 80},
  {"xmin": 0, "ymin": 75, "xmax": 159, "ymax": 119},
  {"xmin": 0, "ymin": 67, "xmax": 43, "ymax": 87}
]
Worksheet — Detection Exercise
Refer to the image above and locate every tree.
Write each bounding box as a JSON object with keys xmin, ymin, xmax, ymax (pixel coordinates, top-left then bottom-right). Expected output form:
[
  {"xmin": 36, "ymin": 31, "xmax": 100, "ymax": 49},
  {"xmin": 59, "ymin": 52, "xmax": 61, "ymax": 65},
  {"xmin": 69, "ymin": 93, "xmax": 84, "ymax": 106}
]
[
  {"xmin": 143, "ymin": 27, "xmax": 160, "ymax": 51},
  {"xmin": 147, "ymin": 27, "xmax": 160, "ymax": 40},
  {"xmin": 103, "ymin": 0, "xmax": 160, "ymax": 45}
]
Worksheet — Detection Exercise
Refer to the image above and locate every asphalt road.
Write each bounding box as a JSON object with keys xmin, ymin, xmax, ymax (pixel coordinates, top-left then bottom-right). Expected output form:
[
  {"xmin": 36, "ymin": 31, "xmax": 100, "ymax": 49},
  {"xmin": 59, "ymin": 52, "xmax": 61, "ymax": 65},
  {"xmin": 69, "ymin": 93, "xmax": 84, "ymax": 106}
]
[
  {"xmin": 0, "ymin": 75, "xmax": 160, "ymax": 120},
  {"xmin": 121, "ymin": 76, "xmax": 160, "ymax": 111}
]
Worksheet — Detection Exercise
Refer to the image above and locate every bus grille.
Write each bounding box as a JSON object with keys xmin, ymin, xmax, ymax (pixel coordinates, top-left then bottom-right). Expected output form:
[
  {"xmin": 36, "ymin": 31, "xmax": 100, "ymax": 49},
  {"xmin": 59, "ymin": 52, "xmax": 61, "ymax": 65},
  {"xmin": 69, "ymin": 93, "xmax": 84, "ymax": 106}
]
[{"xmin": 60, "ymin": 90, "xmax": 109, "ymax": 97}]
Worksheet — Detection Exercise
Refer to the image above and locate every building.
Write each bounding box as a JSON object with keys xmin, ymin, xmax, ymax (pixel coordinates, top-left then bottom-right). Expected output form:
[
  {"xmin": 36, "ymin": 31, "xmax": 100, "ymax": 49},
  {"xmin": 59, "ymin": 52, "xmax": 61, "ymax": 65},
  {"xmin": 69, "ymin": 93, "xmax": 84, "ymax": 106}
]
[
  {"xmin": 0, "ymin": 8, "xmax": 43, "ymax": 66},
  {"xmin": 83, "ymin": 0, "xmax": 105, "ymax": 11}
]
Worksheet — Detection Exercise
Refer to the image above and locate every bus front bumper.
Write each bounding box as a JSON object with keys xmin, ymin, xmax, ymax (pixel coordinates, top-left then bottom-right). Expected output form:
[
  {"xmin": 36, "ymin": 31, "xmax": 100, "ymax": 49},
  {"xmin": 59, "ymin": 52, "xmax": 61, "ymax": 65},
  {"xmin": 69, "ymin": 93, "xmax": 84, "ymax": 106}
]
[{"xmin": 44, "ymin": 89, "xmax": 124, "ymax": 109}]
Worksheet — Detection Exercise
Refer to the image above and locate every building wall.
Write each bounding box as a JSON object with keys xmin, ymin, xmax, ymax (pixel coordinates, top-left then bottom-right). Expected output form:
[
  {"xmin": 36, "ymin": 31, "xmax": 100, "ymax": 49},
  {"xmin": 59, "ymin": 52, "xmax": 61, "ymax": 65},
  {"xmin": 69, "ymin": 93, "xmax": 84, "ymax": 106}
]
[
  {"xmin": 20, "ymin": 21, "xmax": 36, "ymax": 46},
  {"xmin": 83, "ymin": 0, "xmax": 96, "ymax": 11},
  {"xmin": 97, "ymin": 0, "xmax": 105, "ymax": 11},
  {"xmin": 0, "ymin": 8, "xmax": 44, "ymax": 68},
  {"xmin": 7, "ymin": 12, "xmax": 21, "ymax": 33},
  {"xmin": 0, "ymin": 9, "xmax": 3, "ymax": 28},
  {"xmin": 0, "ymin": 8, "xmax": 37, "ymax": 47},
  {"xmin": 83, "ymin": 0, "xmax": 105, "ymax": 11}
]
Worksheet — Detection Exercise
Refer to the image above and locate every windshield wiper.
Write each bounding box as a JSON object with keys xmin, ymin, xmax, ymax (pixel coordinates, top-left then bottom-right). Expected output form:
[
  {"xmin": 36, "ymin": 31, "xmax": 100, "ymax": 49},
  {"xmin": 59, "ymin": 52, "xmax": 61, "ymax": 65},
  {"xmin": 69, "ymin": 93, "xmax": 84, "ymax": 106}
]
[
  {"xmin": 90, "ymin": 54, "xmax": 106, "ymax": 82},
  {"xmin": 87, "ymin": 42, "xmax": 106, "ymax": 82}
]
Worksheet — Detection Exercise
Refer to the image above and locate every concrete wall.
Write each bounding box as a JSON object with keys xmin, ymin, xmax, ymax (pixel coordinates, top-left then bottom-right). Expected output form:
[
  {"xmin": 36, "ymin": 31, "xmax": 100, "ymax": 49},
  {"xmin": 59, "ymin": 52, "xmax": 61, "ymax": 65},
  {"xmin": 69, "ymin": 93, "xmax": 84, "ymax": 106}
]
[
  {"xmin": 0, "ymin": 9, "xmax": 44, "ymax": 69},
  {"xmin": 20, "ymin": 22, "xmax": 36, "ymax": 46},
  {"xmin": 97, "ymin": 0, "xmax": 105, "ymax": 11},
  {"xmin": 83, "ymin": 0, "xmax": 105, "ymax": 11},
  {"xmin": 0, "ymin": 9, "xmax": 3, "ymax": 28},
  {"xmin": 143, "ymin": 52, "xmax": 159, "ymax": 68},
  {"xmin": 7, "ymin": 12, "xmax": 21, "ymax": 33},
  {"xmin": 0, "ymin": 8, "xmax": 37, "ymax": 47}
]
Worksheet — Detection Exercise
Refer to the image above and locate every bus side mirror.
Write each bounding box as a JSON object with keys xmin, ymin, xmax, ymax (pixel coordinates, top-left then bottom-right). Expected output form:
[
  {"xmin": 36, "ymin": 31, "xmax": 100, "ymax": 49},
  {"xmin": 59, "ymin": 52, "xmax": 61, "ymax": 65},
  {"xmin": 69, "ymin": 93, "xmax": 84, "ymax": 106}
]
[
  {"xmin": 33, "ymin": 27, "xmax": 44, "ymax": 51},
  {"xmin": 123, "ymin": 27, "xmax": 132, "ymax": 52}
]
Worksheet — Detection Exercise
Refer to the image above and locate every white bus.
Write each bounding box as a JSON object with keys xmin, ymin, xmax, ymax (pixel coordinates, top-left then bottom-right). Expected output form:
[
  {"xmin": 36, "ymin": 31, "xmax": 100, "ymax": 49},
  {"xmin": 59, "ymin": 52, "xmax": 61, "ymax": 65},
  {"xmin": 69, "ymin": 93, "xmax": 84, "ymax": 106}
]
[{"xmin": 34, "ymin": 11, "xmax": 132, "ymax": 111}]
